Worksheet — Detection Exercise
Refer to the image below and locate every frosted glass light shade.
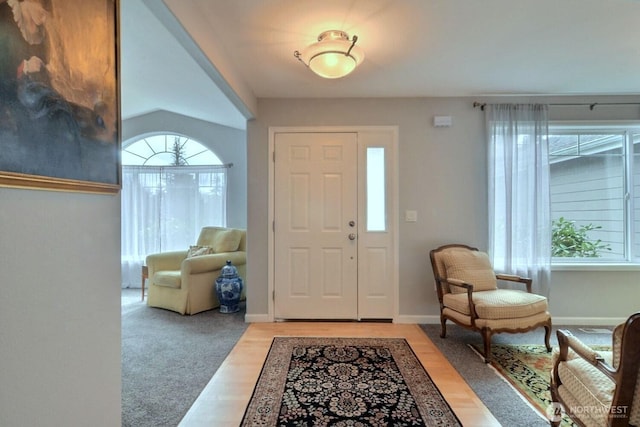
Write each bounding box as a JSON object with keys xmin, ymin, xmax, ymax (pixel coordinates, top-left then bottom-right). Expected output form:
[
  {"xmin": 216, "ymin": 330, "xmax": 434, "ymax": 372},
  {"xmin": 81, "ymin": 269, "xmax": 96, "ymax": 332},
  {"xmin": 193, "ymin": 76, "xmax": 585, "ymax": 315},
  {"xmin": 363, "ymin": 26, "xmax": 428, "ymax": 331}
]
[{"xmin": 297, "ymin": 30, "xmax": 364, "ymax": 79}]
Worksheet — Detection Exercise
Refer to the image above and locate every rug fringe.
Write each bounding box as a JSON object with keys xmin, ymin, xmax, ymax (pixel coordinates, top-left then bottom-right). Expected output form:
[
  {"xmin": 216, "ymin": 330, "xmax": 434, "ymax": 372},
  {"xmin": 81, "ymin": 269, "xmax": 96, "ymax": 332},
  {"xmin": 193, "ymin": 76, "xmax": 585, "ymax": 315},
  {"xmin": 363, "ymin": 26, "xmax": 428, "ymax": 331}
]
[{"xmin": 466, "ymin": 344, "xmax": 549, "ymax": 423}]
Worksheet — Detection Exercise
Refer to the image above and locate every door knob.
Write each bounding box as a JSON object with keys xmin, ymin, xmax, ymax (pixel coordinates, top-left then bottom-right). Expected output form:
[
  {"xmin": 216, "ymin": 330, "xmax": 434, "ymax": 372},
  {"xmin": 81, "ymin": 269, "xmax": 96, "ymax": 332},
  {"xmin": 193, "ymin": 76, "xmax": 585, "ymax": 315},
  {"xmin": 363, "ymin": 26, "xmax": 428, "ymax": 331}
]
[{"xmin": 348, "ymin": 233, "xmax": 356, "ymax": 240}]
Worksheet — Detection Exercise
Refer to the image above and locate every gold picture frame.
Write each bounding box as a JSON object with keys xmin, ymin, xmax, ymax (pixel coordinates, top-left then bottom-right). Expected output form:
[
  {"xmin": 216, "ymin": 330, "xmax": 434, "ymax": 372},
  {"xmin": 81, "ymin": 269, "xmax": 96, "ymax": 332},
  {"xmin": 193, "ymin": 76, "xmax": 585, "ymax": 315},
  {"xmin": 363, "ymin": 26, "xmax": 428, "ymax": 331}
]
[{"xmin": 0, "ymin": 0, "xmax": 120, "ymax": 194}]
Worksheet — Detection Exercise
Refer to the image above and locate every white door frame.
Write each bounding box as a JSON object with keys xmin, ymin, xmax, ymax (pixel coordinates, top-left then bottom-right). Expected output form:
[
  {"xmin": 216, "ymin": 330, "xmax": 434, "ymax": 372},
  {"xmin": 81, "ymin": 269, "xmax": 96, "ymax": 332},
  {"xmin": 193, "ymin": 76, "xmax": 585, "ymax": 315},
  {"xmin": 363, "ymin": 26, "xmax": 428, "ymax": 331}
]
[{"xmin": 267, "ymin": 126, "xmax": 399, "ymax": 322}]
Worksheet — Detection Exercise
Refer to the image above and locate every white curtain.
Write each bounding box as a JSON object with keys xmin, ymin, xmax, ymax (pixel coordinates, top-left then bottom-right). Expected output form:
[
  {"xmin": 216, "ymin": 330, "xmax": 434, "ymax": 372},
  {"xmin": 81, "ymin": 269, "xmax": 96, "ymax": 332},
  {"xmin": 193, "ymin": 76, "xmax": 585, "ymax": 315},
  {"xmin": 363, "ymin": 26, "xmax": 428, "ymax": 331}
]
[
  {"xmin": 486, "ymin": 104, "xmax": 551, "ymax": 296},
  {"xmin": 121, "ymin": 165, "xmax": 228, "ymax": 288}
]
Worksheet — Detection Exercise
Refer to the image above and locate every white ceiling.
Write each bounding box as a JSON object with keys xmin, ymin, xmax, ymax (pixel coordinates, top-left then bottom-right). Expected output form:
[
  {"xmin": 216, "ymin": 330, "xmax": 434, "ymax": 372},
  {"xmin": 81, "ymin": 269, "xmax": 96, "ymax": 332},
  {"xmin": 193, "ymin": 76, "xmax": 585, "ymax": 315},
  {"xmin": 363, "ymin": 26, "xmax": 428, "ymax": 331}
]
[
  {"xmin": 120, "ymin": 0, "xmax": 249, "ymax": 130},
  {"xmin": 120, "ymin": 0, "xmax": 640, "ymax": 130}
]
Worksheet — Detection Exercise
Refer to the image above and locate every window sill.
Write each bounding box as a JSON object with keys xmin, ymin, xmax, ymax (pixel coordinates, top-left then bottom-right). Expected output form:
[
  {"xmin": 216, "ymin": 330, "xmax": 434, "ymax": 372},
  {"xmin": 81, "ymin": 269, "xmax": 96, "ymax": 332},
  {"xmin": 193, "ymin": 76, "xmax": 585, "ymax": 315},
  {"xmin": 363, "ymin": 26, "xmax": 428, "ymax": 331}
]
[{"xmin": 552, "ymin": 263, "xmax": 640, "ymax": 272}]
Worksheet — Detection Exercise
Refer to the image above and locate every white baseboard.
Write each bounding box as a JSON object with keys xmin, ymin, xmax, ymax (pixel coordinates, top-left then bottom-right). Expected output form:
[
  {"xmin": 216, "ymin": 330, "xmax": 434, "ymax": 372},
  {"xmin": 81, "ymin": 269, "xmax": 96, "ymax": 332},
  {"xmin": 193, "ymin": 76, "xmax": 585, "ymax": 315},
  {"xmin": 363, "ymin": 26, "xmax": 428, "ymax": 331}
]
[
  {"xmin": 395, "ymin": 315, "xmax": 441, "ymax": 324},
  {"xmin": 244, "ymin": 313, "xmax": 626, "ymax": 326},
  {"xmin": 397, "ymin": 315, "xmax": 626, "ymax": 326},
  {"xmin": 551, "ymin": 316, "xmax": 626, "ymax": 326},
  {"xmin": 245, "ymin": 314, "xmax": 272, "ymax": 323}
]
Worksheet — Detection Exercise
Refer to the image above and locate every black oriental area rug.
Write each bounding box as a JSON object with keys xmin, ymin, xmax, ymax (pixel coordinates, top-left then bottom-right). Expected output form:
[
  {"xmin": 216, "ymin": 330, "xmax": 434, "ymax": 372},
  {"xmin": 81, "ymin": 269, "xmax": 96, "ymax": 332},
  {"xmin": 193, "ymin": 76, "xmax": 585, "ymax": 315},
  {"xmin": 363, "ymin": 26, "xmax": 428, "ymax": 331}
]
[{"xmin": 241, "ymin": 337, "xmax": 461, "ymax": 426}]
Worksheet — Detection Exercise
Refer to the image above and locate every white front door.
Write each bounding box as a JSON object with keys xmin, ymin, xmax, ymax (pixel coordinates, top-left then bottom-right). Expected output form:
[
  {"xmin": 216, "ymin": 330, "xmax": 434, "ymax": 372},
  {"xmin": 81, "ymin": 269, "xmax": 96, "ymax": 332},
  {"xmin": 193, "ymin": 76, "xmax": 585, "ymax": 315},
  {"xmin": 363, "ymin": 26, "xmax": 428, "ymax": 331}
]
[
  {"xmin": 274, "ymin": 132, "xmax": 358, "ymax": 319},
  {"xmin": 272, "ymin": 128, "xmax": 397, "ymax": 320}
]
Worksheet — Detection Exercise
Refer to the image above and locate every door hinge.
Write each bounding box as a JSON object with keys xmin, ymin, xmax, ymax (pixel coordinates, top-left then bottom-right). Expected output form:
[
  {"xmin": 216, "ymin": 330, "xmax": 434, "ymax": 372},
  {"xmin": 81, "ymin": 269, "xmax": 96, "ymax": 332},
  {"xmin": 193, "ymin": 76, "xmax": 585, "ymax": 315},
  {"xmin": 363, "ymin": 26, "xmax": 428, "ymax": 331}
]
[
  {"xmin": 272, "ymin": 221, "xmax": 275, "ymax": 232},
  {"xmin": 272, "ymin": 151, "xmax": 275, "ymax": 162},
  {"xmin": 272, "ymin": 290, "xmax": 275, "ymax": 301}
]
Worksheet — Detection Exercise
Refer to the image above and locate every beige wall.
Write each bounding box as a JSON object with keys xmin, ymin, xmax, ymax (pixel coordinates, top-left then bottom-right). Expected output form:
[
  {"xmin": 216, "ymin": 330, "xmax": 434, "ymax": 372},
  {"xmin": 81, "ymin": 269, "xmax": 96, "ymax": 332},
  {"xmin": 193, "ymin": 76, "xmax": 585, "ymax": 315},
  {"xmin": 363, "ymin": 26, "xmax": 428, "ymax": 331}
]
[
  {"xmin": 246, "ymin": 95, "xmax": 640, "ymax": 324},
  {"xmin": 0, "ymin": 188, "xmax": 121, "ymax": 426},
  {"xmin": 551, "ymin": 269, "xmax": 639, "ymax": 323}
]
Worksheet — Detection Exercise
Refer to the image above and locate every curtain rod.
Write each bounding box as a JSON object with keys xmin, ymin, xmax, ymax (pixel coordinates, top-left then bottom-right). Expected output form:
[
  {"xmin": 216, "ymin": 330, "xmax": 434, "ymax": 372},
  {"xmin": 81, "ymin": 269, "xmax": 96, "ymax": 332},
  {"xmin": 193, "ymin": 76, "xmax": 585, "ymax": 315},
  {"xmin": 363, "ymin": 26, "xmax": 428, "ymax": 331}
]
[{"xmin": 472, "ymin": 101, "xmax": 640, "ymax": 111}]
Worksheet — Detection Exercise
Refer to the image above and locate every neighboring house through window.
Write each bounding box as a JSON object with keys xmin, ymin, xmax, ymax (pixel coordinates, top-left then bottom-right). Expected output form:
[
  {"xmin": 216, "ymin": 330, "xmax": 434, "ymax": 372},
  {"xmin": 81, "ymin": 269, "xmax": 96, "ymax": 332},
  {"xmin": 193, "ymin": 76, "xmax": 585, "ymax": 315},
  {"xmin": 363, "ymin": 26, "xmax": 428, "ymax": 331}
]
[
  {"xmin": 120, "ymin": 133, "xmax": 229, "ymax": 287},
  {"xmin": 549, "ymin": 123, "xmax": 640, "ymax": 264}
]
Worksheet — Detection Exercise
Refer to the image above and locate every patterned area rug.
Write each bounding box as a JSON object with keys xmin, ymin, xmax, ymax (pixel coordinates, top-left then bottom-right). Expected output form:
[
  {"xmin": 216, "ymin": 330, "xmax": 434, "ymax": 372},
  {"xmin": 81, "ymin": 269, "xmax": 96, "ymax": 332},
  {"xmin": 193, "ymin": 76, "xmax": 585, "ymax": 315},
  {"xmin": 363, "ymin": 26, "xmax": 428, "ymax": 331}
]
[
  {"xmin": 470, "ymin": 343, "xmax": 609, "ymax": 427},
  {"xmin": 241, "ymin": 337, "xmax": 461, "ymax": 426}
]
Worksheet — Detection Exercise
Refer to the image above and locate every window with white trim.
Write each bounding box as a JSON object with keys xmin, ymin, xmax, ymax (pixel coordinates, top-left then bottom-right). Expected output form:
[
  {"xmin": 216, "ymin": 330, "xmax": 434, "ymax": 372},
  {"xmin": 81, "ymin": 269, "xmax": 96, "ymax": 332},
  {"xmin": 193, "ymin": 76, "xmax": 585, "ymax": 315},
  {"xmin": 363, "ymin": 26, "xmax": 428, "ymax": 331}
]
[{"xmin": 549, "ymin": 123, "xmax": 640, "ymax": 263}]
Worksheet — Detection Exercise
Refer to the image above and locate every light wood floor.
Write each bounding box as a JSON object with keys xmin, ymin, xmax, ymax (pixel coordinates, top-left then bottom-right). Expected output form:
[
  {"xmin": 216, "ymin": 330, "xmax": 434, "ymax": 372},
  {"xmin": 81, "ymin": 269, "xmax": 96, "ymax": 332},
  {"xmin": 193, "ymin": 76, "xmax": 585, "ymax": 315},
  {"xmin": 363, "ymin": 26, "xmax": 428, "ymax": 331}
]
[{"xmin": 178, "ymin": 322, "xmax": 500, "ymax": 427}]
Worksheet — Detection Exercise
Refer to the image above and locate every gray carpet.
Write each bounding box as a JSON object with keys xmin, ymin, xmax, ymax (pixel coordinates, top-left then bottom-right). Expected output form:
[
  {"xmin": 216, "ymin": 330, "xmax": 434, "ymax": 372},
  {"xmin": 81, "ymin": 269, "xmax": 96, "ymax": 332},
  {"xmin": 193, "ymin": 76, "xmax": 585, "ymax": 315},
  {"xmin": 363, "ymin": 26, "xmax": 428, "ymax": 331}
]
[
  {"xmin": 420, "ymin": 323, "xmax": 613, "ymax": 427},
  {"xmin": 121, "ymin": 290, "xmax": 248, "ymax": 427}
]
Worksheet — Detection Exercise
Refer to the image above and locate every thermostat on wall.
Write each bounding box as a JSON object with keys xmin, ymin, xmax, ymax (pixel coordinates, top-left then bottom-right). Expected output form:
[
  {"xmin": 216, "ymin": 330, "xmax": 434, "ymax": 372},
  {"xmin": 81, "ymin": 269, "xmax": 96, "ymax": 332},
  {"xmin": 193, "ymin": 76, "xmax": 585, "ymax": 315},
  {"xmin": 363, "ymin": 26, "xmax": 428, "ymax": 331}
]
[{"xmin": 433, "ymin": 116, "xmax": 452, "ymax": 127}]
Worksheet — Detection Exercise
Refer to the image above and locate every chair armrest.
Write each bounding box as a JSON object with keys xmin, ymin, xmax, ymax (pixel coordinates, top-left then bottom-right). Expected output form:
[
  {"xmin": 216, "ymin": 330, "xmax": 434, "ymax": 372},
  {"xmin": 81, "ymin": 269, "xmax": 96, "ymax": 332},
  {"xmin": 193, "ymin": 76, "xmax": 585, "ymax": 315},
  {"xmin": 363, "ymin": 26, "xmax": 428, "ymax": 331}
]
[
  {"xmin": 496, "ymin": 273, "xmax": 532, "ymax": 293},
  {"xmin": 216, "ymin": 251, "xmax": 246, "ymax": 266},
  {"xmin": 146, "ymin": 250, "xmax": 188, "ymax": 272},
  {"xmin": 182, "ymin": 252, "xmax": 246, "ymax": 275},
  {"xmin": 558, "ymin": 330, "xmax": 603, "ymax": 364},
  {"xmin": 556, "ymin": 329, "xmax": 615, "ymax": 381},
  {"xmin": 442, "ymin": 278, "xmax": 479, "ymax": 321},
  {"xmin": 445, "ymin": 277, "xmax": 473, "ymax": 291}
]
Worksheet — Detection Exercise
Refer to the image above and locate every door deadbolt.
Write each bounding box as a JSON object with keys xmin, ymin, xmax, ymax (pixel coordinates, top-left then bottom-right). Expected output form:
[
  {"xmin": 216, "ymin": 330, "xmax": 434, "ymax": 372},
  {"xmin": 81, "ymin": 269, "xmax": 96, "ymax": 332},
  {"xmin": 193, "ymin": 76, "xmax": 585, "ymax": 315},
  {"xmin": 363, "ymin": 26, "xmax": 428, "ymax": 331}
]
[{"xmin": 348, "ymin": 221, "xmax": 356, "ymax": 227}]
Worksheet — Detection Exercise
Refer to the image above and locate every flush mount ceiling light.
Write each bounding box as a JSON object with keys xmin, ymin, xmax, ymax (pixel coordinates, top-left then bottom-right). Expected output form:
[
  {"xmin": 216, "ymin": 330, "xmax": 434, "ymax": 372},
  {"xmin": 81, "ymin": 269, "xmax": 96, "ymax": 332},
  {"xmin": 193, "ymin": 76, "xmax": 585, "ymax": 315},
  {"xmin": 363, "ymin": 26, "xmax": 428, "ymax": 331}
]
[{"xmin": 294, "ymin": 30, "xmax": 365, "ymax": 79}]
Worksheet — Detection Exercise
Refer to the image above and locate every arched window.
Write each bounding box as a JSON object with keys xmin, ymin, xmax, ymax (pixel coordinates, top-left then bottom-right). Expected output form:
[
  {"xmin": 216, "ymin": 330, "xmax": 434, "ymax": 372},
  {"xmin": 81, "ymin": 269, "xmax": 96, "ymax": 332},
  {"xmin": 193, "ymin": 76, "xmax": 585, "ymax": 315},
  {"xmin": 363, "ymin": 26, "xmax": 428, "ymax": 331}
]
[
  {"xmin": 121, "ymin": 133, "xmax": 230, "ymax": 288},
  {"xmin": 122, "ymin": 134, "xmax": 222, "ymax": 166}
]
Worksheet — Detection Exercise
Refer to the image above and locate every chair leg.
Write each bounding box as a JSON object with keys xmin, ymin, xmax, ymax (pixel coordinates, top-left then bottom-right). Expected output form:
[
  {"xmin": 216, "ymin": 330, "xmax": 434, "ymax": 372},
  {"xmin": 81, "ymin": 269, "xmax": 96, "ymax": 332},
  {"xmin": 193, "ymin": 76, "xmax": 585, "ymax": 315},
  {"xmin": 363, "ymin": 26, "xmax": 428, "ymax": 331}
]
[
  {"xmin": 544, "ymin": 323, "xmax": 552, "ymax": 352},
  {"xmin": 482, "ymin": 328, "xmax": 492, "ymax": 363},
  {"xmin": 440, "ymin": 316, "xmax": 447, "ymax": 338},
  {"xmin": 548, "ymin": 381, "xmax": 562, "ymax": 426}
]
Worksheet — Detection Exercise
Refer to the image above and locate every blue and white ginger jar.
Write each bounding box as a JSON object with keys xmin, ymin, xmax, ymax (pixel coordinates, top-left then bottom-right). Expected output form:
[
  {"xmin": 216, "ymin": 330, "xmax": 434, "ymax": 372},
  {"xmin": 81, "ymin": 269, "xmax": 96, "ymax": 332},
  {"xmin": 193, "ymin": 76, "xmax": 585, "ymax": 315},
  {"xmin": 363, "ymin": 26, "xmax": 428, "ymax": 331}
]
[{"xmin": 215, "ymin": 260, "xmax": 243, "ymax": 313}]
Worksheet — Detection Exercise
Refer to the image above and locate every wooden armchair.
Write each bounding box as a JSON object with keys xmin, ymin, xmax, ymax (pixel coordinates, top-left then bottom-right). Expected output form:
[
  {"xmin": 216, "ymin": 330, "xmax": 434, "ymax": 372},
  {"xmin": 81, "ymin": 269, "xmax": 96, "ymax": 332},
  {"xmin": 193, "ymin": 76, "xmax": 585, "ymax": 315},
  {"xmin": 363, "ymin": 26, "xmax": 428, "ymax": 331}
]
[
  {"xmin": 429, "ymin": 243, "xmax": 552, "ymax": 362},
  {"xmin": 550, "ymin": 312, "xmax": 640, "ymax": 427}
]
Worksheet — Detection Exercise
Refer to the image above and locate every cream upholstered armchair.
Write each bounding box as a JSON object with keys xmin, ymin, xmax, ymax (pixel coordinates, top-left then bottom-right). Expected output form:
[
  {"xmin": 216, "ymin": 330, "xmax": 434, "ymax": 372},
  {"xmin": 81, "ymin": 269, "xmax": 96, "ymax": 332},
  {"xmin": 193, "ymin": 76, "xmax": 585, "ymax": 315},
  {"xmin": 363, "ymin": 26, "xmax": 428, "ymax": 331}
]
[
  {"xmin": 146, "ymin": 227, "xmax": 246, "ymax": 315},
  {"xmin": 550, "ymin": 312, "xmax": 640, "ymax": 427},
  {"xmin": 429, "ymin": 243, "xmax": 552, "ymax": 362}
]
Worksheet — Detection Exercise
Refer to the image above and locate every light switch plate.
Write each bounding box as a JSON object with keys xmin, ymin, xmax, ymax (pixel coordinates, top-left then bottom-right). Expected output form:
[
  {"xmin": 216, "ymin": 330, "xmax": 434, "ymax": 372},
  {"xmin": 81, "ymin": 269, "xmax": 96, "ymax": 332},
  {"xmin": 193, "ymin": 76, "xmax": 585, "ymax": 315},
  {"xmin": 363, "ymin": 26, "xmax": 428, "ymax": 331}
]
[{"xmin": 405, "ymin": 210, "xmax": 417, "ymax": 222}]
